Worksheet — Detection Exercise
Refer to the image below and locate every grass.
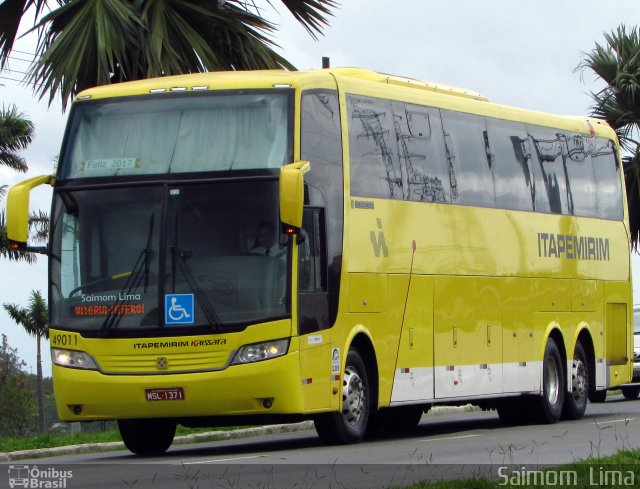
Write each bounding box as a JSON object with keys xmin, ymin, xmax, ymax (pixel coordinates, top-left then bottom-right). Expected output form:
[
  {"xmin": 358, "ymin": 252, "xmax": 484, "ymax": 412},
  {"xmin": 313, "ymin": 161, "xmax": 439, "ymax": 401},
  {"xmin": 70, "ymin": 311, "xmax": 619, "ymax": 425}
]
[
  {"xmin": 401, "ymin": 449, "xmax": 640, "ymax": 488},
  {"xmin": 0, "ymin": 425, "xmax": 235, "ymax": 453}
]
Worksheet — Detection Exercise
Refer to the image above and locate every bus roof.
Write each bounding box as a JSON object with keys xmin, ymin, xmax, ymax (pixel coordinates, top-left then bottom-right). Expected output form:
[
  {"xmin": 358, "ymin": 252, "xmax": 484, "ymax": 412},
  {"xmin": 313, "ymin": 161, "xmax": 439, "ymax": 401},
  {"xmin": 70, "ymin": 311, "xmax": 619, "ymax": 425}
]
[
  {"xmin": 74, "ymin": 67, "xmax": 487, "ymax": 101},
  {"xmin": 73, "ymin": 67, "xmax": 615, "ymax": 140}
]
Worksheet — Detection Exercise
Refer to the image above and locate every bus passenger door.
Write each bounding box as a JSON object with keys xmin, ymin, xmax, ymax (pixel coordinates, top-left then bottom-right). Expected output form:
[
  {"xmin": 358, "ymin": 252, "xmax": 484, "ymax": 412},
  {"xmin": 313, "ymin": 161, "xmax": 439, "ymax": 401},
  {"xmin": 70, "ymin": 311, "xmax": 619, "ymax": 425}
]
[{"xmin": 298, "ymin": 207, "xmax": 333, "ymax": 411}]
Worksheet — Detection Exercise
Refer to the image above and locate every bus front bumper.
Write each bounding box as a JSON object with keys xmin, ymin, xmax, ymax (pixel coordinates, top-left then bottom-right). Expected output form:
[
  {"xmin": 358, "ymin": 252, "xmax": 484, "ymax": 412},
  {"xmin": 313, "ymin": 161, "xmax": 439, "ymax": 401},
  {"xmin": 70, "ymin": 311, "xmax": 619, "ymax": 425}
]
[{"xmin": 53, "ymin": 352, "xmax": 304, "ymax": 421}]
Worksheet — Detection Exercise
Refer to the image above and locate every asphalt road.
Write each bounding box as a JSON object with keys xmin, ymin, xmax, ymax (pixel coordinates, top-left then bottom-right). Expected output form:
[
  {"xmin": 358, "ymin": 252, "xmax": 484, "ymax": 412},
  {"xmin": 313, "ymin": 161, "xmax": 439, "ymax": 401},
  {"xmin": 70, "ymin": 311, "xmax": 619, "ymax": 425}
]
[{"xmin": 3, "ymin": 396, "xmax": 640, "ymax": 489}]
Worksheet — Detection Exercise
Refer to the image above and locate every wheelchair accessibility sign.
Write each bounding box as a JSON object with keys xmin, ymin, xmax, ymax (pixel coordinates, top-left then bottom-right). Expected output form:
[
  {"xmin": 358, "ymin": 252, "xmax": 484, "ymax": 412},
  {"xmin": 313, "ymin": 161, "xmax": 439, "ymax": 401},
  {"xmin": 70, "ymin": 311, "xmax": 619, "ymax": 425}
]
[{"xmin": 165, "ymin": 294, "xmax": 195, "ymax": 325}]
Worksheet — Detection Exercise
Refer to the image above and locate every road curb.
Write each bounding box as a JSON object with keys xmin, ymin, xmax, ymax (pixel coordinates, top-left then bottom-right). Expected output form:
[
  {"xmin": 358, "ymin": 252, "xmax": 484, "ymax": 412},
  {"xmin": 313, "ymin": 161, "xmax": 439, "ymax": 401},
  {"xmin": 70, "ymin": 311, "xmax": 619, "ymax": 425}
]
[
  {"xmin": 0, "ymin": 422, "xmax": 315, "ymax": 462},
  {"xmin": 0, "ymin": 405, "xmax": 478, "ymax": 461}
]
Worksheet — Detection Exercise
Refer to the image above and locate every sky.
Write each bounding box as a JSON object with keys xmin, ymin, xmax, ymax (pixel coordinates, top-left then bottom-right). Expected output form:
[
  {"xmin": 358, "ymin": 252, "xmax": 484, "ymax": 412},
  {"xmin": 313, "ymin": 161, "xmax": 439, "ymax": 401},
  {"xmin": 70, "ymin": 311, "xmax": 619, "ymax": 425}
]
[{"xmin": 1, "ymin": 0, "xmax": 640, "ymax": 377}]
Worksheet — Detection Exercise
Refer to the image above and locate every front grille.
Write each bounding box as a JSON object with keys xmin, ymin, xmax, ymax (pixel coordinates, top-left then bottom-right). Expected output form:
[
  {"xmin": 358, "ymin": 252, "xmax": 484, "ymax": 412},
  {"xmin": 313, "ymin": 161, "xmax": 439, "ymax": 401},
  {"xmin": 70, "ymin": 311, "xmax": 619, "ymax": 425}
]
[{"xmin": 97, "ymin": 350, "xmax": 231, "ymax": 374}]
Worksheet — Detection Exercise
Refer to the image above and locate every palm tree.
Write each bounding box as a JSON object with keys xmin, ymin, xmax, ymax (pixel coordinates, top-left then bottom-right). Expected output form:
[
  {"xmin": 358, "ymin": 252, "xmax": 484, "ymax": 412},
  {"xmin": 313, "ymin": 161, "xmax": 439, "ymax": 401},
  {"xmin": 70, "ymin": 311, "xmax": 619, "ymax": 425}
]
[
  {"xmin": 0, "ymin": 0, "xmax": 338, "ymax": 109},
  {"xmin": 3, "ymin": 290, "xmax": 49, "ymax": 433},
  {"xmin": 0, "ymin": 104, "xmax": 33, "ymax": 173},
  {"xmin": 579, "ymin": 25, "xmax": 640, "ymax": 248},
  {"xmin": 0, "ymin": 104, "xmax": 48, "ymax": 261}
]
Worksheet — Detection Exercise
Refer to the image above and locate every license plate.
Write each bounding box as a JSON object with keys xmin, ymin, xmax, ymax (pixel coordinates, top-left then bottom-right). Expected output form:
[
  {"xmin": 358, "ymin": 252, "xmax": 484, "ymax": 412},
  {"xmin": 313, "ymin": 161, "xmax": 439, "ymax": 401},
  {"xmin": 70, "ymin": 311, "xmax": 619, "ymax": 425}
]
[{"xmin": 145, "ymin": 387, "xmax": 185, "ymax": 401}]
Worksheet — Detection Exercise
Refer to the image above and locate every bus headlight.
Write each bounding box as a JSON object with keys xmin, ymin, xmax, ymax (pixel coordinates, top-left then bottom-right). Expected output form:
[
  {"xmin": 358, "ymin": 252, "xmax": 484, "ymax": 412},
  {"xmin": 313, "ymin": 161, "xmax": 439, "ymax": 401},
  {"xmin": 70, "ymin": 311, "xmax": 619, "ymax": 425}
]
[
  {"xmin": 52, "ymin": 348, "xmax": 98, "ymax": 370},
  {"xmin": 232, "ymin": 339, "xmax": 290, "ymax": 364}
]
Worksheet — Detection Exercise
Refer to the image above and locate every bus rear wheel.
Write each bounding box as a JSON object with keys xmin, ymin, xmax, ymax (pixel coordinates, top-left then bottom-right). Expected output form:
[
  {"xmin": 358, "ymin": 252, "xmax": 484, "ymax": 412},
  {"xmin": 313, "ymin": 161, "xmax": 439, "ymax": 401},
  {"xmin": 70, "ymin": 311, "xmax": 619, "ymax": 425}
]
[
  {"xmin": 561, "ymin": 342, "xmax": 588, "ymax": 420},
  {"xmin": 118, "ymin": 419, "xmax": 176, "ymax": 455},
  {"xmin": 497, "ymin": 397, "xmax": 532, "ymax": 426},
  {"xmin": 532, "ymin": 338, "xmax": 565, "ymax": 424},
  {"xmin": 369, "ymin": 405, "xmax": 427, "ymax": 433},
  {"xmin": 589, "ymin": 390, "xmax": 607, "ymax": 403},
  {"xmin": 622, "ymin": 386, "xmax": 640, "ymax": 400},
  {"xmin": 314, "ymin": 349, "xmax": 370, "ymax": 445}
]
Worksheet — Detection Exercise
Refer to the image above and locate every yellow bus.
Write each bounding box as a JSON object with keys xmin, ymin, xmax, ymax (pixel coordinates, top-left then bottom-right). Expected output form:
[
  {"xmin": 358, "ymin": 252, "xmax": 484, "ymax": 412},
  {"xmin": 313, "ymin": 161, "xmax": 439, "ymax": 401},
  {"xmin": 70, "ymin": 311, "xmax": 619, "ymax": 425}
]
[{"xmin": 7, "ymin": 67, "xmax": 632, "ymax": 455}]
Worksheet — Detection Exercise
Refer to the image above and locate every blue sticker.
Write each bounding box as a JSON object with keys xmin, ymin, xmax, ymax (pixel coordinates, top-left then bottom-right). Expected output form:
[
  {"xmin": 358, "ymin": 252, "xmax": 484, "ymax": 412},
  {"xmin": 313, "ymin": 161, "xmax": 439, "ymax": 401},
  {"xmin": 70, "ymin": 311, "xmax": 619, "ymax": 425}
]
[{"xmin": 165, "ymin": 294, "xmax": 195, "ymax": 325}]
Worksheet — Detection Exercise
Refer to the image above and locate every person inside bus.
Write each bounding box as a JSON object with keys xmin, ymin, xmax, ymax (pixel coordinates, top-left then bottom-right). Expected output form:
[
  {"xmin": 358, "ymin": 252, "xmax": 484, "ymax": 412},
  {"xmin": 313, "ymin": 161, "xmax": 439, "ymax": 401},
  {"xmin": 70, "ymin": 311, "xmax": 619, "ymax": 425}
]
[{"xmin": 251, "ymin": 221, "xmax": 285, "ymax": 257}]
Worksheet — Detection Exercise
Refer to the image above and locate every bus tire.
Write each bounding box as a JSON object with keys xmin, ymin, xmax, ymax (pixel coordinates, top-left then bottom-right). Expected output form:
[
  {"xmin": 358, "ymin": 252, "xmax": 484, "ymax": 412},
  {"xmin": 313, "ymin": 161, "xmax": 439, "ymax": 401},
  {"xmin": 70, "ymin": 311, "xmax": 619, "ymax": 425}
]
[
  {"xmin": 561, "ymin": 342, "xmax": 588, "ymax": 420},
  {"xmin": 589, "ymin": 390, "xmax": 607, "ymax": 403},
  {"xmin": 118, "ymin": 419, "xmax": 176, "ymax": 455},
  {"xmin": 369, "ymin": 405, "xmax": 426, "ymax": 433},
  {"xmin": 532, "ymin": 338, "xmax": 565, "ymax": 424},
  {"xmin": 622, "ymin": 386, "xmax": 640, "ymax": 400},
  {"xmin": 314, "ymin": 349, "xmax": 370, "ymax": 444},
  {"xmin": 497, "ymin": 398, "xmax": 532, "ymax": 426}
]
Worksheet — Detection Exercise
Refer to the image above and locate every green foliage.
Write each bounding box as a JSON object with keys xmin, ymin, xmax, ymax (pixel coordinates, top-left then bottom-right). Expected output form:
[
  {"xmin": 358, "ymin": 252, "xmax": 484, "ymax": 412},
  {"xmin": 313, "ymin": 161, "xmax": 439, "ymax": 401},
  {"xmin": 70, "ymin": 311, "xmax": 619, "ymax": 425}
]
[
  {"xmin": 0, "ymin": 334, "xmax": 37, "ymax": 436},
  {"xmin": 4, "ymin": 290, "xmax": 49, "ymax": 433},
  {"xmin": 0, "ymin": 104, "xmax": 48, "ymax": 261},
  {"xmin": 0, "ymin": 104, "xmax": 33, "ymax": 173},
  {"xmin": 403, "ymin": 450, "xmax": 640, "ymax": 488},
  {"xmin": 579, "ymin": 25, "xmax": 640, "ymax": 248},
  {"xmin": 3, "ymin": 289, "xmax": 49, "ymax": 340},
  {"xmin": 0, "ymin": 424, "xmax": 240, "ymax": 452},
  {"xmin": 0, "ymin": 0, "xmax": 338, "ymax": 109}
]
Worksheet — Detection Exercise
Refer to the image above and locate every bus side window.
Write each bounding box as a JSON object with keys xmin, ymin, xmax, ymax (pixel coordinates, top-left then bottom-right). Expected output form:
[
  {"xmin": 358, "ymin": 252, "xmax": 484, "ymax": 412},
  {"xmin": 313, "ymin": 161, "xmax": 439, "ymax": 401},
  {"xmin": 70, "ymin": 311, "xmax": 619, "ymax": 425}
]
[
  {"xmin": 527, "ymin": 125, "xmax": 569, "ymax": 215},
  {"xmin": 592, "ymin": 137, "xmax": 623, "ymax": 220},
  {"xmin": 347, "ymin": 95, "xmax": 403, "ymax": 200},
  {"xmin": 484, "ymin": 118, "xmax": 534, "ymax": 212},
  {"xmin": 298, "ymin": 207, "xmax": 329, "ymax": 334},
  {"xmin": 440, "ymin": 109, "xmax": 496, "ymax": 208},
  {"xmin": 562, "ymin": 133, "xmax": 597, "ymax": 218},
  {"xmin": 392, "ymin": 101, "xmax": 451, "ymax": 203},
  {"xmin": 299, "ymin": 207, "xmax": 327, "ymax": 293}
]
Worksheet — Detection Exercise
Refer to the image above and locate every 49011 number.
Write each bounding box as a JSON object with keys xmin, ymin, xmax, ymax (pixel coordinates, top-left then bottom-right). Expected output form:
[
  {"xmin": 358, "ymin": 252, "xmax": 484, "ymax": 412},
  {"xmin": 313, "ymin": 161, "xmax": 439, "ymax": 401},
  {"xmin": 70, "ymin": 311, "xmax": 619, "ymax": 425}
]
[{"xmin": 51, "ymin": 333, "xmax": 79, "ymax": 347}]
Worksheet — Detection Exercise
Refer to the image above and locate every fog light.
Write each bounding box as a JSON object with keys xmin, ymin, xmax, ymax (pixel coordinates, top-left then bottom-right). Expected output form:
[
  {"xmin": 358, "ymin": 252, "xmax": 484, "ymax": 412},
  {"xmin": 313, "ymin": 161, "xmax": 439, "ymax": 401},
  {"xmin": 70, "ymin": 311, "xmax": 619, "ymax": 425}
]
[{"xmin": 69, "ymin": 405, "xmax": 83, "ymax": 415}]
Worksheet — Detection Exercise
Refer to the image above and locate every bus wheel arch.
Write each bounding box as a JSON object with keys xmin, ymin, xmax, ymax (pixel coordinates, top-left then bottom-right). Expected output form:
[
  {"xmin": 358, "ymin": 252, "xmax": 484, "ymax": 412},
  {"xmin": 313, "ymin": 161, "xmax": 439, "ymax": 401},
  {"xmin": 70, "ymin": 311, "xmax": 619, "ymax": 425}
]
[
  {"xmin": 350, "ymin": 332, "xmax": 379, "ymax": 414},
  {"xmin": 313, "ymin": 333, "xmax": 378, "ymax": 444}
]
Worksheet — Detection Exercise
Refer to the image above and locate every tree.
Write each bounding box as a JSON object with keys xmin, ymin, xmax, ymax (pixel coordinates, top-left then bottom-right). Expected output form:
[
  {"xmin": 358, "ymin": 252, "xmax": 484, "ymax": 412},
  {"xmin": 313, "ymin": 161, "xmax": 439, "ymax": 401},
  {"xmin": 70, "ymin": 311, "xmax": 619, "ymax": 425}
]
[
  {"xmin": 0, "ymin": 0, "xmax": 338, "ymax": 109},
  {"xmin": 0, "ymin": 104, "xmax": 48, "ymax": 261},
  {"xmin": 0, "ymin": 103, "xmax": 32, "ymax": 173},
  {"xmin": 3, "ymin": 290, "xmax": 49, "ymax": 433},
  {"xmin": 579, "ymin": 25, "xmax": 640, "ymax": 248},
  {"xmin": 0, "ymin": 334, "xmax": 37, "ymax": 436}
]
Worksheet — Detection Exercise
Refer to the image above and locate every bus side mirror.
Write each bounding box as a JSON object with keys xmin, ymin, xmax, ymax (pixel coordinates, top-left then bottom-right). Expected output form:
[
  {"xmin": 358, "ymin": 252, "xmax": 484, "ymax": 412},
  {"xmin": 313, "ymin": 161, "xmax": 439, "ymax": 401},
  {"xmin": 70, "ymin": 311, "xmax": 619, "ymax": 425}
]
[
  {"xmin": 6, "ymin": 174, "xmax": 55, "ymax": 251},
  {"xmin": 280, "ymin": 161, "xmax": 311, "ymax": 230}
]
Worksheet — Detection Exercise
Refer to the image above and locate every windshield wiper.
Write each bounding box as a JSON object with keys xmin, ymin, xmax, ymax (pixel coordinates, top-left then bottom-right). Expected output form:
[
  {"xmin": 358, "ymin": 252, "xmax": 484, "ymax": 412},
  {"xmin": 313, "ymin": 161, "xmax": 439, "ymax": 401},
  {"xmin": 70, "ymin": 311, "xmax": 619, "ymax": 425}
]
[
  {"xmin": 169, "ymin": 205, "xmax": 222, "ymax": 330},
  {"xmin": 170, "ymin": 244, "xmax": 222, "ymax": 330},
  {"xmin": 99, "ymin": 214, "xmax": 154, "ymax": 335}
]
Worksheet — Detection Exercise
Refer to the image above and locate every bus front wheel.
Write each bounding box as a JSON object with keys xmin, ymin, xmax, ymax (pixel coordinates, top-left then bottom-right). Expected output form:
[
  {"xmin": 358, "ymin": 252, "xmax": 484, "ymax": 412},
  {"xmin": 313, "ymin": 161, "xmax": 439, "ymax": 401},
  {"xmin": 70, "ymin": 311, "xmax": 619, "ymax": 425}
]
[
  {"xmin": 532, "ymin": 338, "xmax": 565, "ymax": 423},
  {"xmin": 314, "ymin": 349, "xmax": 370, "ymax": 445},
  {"xmin": 118, "ymin": 419, "xmax": 176, "ymax": 455}
]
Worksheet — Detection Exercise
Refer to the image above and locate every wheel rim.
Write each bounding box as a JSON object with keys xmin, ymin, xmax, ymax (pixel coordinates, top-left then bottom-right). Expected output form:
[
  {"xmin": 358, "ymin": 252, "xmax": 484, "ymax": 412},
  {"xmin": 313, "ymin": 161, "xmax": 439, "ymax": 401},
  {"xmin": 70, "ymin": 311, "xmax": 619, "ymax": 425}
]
[
  {"xmin": 571, "ymin": 357, "xmax": 587, "ymax": 402},
  {"xmin": 545, "ymin": 355, "xmax": 560, "ymax": 405},
  {"xmin": 342, "ymin": 365, "xmax": 365, "ymax": 426}
]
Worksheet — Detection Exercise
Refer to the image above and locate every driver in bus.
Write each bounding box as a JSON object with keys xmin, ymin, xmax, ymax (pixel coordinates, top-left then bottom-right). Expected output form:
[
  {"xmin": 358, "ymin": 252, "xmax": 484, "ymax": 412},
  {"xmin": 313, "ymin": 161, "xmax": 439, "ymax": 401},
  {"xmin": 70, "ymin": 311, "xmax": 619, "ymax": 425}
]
[{"xmin": 250, "ymin": 221, "xmax": 285, "ymax": 257}]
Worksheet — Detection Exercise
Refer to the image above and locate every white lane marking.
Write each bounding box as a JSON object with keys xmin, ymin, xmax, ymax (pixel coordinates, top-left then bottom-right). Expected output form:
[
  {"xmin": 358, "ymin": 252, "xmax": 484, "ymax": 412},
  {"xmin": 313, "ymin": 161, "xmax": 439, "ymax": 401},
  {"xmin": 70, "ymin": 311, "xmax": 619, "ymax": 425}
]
[
  {"xmin": 183, "ymin": 455, "xmax": 263, "ymax": 464},
  {"xmin": 419, "ymin": 434, "xmax": 481, "ymax": 442},
  {"xmin": 597, "ymin": 418, "xmax": 636, "ymax": 424}
]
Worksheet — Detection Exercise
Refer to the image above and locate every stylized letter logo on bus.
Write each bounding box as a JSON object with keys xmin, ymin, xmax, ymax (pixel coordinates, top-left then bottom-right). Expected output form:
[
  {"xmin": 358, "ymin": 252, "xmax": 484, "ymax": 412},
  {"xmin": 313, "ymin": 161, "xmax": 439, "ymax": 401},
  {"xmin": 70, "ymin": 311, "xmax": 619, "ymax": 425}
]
[{"xmin": 370, "ymin": 218, "xmax": 388, "ymax": 257}]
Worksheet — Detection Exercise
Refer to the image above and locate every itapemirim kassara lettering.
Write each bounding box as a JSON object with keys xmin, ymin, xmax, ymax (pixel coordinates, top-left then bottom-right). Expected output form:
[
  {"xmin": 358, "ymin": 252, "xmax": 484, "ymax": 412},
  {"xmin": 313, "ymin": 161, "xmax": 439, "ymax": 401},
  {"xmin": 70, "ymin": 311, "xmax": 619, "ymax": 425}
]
[
  {"xmin": 537, "ymin": 233, "xmax": 610, "ymax": 261},
  {"xmin": 133, "ymin": 339, "xmax": 227, "ymax": 349}
]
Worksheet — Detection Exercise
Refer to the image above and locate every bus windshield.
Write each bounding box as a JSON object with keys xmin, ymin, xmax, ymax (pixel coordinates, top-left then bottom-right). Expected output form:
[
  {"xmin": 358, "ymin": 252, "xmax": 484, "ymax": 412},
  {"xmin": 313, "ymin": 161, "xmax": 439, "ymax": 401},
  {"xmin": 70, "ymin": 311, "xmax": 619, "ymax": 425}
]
[
  {"xmin": 59, "ymin": 91, "xmax": 292, "ymax": 180},
  {"xmin": 50, "ymin": 181, "xmax": 290, "ymax": 333}
]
